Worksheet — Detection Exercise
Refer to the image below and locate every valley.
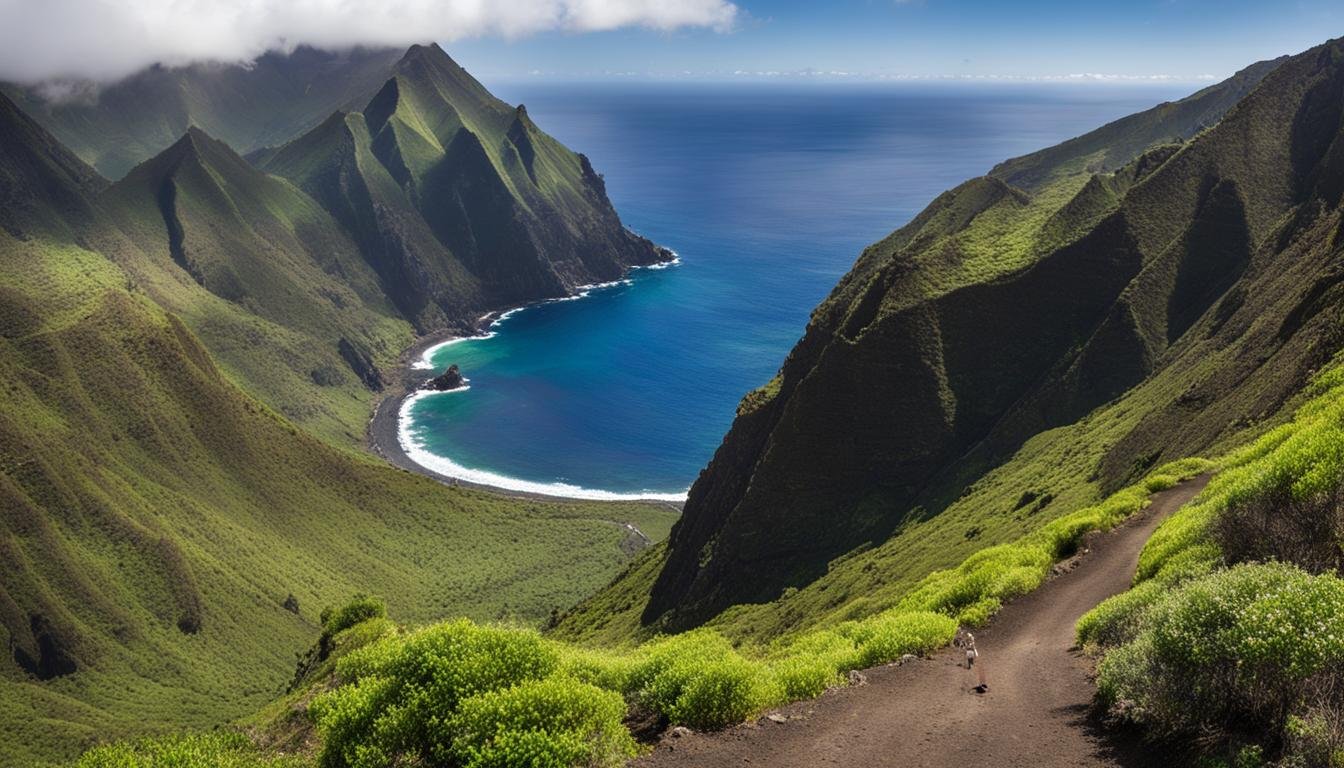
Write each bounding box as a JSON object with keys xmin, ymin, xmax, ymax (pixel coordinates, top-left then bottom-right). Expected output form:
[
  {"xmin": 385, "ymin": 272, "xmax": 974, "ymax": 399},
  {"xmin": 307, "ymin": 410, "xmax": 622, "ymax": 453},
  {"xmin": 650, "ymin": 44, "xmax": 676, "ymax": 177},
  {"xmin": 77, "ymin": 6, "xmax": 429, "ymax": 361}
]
[{"xmin": 0, "ymin": 16, "xmax": 1341, "ymax": 768}]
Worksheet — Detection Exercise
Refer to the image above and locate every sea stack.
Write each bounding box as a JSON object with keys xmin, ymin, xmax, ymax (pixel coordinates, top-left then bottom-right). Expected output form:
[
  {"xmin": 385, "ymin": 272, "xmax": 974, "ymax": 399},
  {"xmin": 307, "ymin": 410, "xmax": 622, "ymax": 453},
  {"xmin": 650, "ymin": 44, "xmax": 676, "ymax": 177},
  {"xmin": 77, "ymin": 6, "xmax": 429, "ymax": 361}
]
[{"xmin": 424, "ymin": 364, "xmax": 466, "ymax": 391}]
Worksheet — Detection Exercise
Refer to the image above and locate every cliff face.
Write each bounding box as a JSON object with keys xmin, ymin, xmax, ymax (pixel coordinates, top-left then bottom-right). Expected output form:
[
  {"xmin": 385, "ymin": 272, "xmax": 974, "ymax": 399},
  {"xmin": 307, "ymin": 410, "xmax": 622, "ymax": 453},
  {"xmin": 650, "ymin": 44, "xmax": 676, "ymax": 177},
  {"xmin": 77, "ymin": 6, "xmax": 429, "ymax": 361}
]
[
  {"xmin": 261, "ymin": 43, "xmax": 669, "ymax": 329},
  {"xmin": 642, "ymin": 39, "xmax": 1344, "ymax": 630}
]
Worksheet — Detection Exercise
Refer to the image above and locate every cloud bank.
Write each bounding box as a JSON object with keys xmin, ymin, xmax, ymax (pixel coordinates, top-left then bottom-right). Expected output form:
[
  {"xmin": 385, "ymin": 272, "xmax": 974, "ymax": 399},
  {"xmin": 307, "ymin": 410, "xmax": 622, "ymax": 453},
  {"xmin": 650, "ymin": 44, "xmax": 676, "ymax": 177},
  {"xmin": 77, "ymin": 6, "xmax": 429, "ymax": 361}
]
[{"xmin": 0, "ymin": 0, "xmax": 739, "ymax": 84}]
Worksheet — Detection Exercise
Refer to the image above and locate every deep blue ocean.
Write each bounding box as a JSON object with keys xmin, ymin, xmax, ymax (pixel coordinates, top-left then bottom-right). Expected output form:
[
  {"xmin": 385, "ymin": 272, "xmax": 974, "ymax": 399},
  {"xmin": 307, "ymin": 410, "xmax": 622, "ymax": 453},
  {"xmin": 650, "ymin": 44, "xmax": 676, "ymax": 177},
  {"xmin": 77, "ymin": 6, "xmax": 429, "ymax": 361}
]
[{"xmin": 401, "ymin": 81, "xmax": 1193, "ymax": 499}]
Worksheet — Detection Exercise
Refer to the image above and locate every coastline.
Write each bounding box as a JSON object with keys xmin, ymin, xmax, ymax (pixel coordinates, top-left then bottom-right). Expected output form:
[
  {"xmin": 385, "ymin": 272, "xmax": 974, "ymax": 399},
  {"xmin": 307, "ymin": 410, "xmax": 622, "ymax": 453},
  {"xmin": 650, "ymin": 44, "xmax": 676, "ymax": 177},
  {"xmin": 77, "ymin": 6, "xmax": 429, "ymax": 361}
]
[{"xmin": 366, "ymin": 258, "xmax": 688, "ymax": 505}]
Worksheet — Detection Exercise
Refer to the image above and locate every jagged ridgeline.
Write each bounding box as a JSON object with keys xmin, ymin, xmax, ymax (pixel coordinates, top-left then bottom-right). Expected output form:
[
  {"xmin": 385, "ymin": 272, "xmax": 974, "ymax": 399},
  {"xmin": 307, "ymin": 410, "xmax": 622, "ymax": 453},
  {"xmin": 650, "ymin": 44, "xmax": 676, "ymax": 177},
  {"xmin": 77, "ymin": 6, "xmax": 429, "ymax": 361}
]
[
  {"xmin": 2, "ymin": 46, "xmax": 406, "ymax": 180},
  {"xmin": 255, "ymin": 43, "xmax": 668, "ymax": 323},
  {"xmin": 557, "ymin": 38, "xmax": 1344, "ymax": 640},
  {"xmin": 0, "ymin": 46, "xmax": 677, "ymax": 764}
]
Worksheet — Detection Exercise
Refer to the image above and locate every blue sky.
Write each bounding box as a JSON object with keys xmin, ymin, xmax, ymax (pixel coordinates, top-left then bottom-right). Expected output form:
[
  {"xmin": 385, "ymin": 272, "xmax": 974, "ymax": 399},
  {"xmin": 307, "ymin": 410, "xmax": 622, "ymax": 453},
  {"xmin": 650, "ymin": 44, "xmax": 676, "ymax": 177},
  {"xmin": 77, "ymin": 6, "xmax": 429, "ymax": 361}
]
[{"xmin": 448, "ymin": 0, "xmax": 1341, "ymax": 82}]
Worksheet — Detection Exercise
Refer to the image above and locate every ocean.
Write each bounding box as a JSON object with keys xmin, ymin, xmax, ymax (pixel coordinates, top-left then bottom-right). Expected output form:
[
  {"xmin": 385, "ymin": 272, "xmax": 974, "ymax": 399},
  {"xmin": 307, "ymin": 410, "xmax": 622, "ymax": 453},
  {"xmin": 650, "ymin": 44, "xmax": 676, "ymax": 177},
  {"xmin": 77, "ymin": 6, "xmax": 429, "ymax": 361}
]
[{"xmin": 401, "ymin": 80, "xmax": 1194, "ymax": 499}]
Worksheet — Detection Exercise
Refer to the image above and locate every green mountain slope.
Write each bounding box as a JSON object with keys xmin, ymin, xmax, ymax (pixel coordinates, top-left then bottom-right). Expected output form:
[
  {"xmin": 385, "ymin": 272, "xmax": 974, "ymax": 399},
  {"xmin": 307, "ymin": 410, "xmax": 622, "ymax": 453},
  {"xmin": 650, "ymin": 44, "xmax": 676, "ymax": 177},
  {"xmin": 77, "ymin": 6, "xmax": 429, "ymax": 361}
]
[
  {"xmin": 260, "ymin": 43, "xmax": 670, "ymax": 317},
  {"xmin": 559, "ymin": 38, "xmax": 1344, "ymax": 639},
  {"xmin": 3, "ymin": 46, "xmax": 404, "ymax": 179},
  {"xmin": 92, "ymin": 125, "xmax": 414, "ymax": 443},
  {"xmin": 258, "ymin": 109, "xmax": 483, "ymax": 332},
  {"xmin": 0, "ymin": 93, "xmax": 105, "ymax": 239},
  {"xmin": 0, "ymin": 79, "xmax": 678, "ymax": 766}
]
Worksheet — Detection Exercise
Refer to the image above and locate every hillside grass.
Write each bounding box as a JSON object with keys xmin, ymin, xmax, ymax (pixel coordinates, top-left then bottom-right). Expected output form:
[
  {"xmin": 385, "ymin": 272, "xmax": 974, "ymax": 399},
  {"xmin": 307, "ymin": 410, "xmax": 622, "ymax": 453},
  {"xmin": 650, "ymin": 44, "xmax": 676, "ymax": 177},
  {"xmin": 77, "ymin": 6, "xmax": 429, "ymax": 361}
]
[{"xmin": 0, "ymin": 230, "xmax": 678, "ymax": 766}]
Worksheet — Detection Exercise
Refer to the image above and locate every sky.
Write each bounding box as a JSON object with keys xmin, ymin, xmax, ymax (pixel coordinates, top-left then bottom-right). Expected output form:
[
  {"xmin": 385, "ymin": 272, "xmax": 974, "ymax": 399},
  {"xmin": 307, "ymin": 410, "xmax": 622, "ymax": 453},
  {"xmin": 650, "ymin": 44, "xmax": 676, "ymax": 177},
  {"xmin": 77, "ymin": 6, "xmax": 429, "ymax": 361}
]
[
  {"xmin": 451, "ymin": 0, "xmax": 1341, "ymax": 82},
  {"xmin": 0, "ymin": 0, "xmax": 1338, "ymax": 84}
]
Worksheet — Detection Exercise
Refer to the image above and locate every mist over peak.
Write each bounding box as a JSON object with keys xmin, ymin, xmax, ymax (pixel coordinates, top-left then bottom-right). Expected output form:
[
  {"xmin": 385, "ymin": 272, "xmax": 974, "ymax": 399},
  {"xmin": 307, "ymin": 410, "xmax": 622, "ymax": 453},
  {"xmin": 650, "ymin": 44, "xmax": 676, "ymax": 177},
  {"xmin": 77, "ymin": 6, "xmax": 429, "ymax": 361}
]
[{"xmin": 0, "ymin": 0, "xmax": 738, "ymax": 84}]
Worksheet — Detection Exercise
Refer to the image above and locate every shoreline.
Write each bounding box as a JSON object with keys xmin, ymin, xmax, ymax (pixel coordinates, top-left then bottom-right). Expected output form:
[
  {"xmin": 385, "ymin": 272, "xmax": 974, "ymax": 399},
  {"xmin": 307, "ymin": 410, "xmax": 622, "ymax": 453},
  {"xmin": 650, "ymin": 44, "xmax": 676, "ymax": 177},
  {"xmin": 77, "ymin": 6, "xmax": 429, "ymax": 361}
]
[{"xmin": 366, "ymin": 258, "xmax": 689, "ymax": 506}]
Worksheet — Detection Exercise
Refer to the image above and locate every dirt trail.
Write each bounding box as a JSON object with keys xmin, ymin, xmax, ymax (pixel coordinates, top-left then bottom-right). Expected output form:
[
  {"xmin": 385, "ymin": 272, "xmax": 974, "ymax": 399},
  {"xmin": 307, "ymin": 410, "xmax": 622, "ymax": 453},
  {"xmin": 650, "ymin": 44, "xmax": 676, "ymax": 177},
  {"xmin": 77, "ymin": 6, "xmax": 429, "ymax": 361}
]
[{"xmin": 638, "ymin": 475, "xmax": 1210, "ymax": 768}]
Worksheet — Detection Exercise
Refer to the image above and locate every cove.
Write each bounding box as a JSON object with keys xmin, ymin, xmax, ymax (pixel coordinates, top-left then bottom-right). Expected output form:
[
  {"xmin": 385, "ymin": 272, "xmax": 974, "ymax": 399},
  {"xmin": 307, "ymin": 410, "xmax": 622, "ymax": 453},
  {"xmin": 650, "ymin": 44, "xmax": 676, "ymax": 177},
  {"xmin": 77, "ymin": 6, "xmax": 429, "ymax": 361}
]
[{"xmin": 400, "ymin": 81, "xmax": 1193, "ymax": 499}]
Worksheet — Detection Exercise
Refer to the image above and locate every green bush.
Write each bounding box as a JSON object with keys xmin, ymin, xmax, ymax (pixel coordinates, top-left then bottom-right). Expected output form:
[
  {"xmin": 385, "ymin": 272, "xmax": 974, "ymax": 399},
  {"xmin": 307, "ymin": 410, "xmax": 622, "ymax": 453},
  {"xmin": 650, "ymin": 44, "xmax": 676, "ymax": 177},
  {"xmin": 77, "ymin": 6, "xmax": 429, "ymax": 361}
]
[
  {"xmin": 321, "ymin": 596, "xmax": 386, "ymax": 639},
  {"xmin": 74, "ymin": 731, "xmax": 304, "ymax": 768},
  {"xmin": 1094, "ymin": 564, "xmax": 1344, "ymax": 747},
  {"xmin": 313, "ymin": 620, "xmax": 559, "ymax": 767},
  {"xmin": 768, "ymin": 653, "xmax": 844, "ymax": 700},
  {"xmin": 629, "ymin": 631, "xmax": 779, "ymax": 729},
  {"xmin": 447, "ymin": 677, "xmax": 635, "ymax": 768},
  {"xmin": 1076, "ymin": 579, "xmax": 1165, "ymax": 649},
  {"xmin": 846, "ymin": 611, "xmax": 958, "ymax": 668}
]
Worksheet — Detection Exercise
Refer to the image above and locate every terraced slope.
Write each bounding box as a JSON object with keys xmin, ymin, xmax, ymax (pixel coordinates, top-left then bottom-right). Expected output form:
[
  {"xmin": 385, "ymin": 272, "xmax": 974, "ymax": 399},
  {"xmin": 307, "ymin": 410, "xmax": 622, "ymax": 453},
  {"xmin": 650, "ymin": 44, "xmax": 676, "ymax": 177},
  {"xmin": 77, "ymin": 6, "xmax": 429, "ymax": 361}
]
[{"xmin": 558, "ymin": 38, "xmax": 1344, "ymax": 640}]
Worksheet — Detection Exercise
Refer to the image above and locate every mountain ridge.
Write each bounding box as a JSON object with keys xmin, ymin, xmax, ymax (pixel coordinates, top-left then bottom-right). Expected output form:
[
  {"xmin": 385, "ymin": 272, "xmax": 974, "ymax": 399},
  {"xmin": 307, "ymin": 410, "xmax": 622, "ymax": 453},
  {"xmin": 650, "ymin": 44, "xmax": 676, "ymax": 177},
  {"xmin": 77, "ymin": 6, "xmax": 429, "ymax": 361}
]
[
  {"xmin": 546, "ymin": 39, "xmax": 1344, "ymax": 637},
  {"xmin": 2, "ymin": 46, "xmax": 406, "ymax": 179}
]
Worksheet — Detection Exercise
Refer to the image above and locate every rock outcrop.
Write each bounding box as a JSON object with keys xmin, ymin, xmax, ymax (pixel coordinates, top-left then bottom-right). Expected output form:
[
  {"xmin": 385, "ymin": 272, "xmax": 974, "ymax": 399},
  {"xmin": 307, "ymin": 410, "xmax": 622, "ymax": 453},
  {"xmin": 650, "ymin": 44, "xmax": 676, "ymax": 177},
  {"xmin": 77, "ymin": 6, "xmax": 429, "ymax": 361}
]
[{"xmin": 424, "ymin": 364, "xmax": 466, "ymax": 391}]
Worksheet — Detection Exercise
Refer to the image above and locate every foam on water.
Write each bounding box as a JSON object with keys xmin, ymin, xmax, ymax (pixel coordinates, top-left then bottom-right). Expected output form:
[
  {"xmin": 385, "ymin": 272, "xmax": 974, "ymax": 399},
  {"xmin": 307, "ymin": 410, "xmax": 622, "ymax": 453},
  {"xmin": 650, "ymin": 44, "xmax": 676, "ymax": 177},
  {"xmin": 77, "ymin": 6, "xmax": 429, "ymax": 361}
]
[{"xmin": 399, "ymin": 389, "xmax": 689, "ymax": 501}]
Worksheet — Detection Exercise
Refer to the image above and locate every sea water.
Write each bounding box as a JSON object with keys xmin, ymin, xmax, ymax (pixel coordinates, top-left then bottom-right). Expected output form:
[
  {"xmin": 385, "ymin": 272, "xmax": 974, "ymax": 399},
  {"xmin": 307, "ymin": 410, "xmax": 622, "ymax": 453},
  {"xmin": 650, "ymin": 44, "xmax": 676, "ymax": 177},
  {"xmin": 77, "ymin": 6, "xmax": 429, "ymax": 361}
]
[{"xmin": 402, "ymin": 81, "xmax": 1192, "ymax": 499}]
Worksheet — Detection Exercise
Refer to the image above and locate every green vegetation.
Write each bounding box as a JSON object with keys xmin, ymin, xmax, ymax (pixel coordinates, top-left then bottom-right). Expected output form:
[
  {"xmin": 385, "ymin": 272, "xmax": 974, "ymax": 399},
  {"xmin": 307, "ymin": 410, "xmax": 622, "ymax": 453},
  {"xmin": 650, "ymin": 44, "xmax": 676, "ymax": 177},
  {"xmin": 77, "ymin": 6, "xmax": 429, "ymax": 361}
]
[
  {"xmin": 304, "ymin": 609, "xmax": 953, "ymax": 765},
  {"xmin": 604, "ymin": 36, "xmax": 1344, "ymax": 640},
  {"xmin": 5, "ymin": 30, "xmax": 1343, "ymax": 768},
  {"xmin": 0, "ymin": 224, "xmax": 677, "ymax": 764},
  {"xmin": 0, "ymin": 78, "xmax": 678, "ymax": 764},
  {"xmin": 72, "ymin": 460, "xmax": 1205, "ymax": 768},
  {"xmin": 1079, "ymin": 361, "xmax": 1344, "ymax": 763}
]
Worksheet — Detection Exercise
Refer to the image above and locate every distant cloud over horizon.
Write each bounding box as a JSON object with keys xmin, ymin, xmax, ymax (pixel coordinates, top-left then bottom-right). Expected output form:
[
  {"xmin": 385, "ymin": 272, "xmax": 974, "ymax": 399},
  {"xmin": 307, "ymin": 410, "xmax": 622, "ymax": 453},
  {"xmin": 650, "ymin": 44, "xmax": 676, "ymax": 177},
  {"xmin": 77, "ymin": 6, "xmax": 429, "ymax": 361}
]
[{"xmin": 0, "ymin": 0, "xmax": 740, "ymax": 84}]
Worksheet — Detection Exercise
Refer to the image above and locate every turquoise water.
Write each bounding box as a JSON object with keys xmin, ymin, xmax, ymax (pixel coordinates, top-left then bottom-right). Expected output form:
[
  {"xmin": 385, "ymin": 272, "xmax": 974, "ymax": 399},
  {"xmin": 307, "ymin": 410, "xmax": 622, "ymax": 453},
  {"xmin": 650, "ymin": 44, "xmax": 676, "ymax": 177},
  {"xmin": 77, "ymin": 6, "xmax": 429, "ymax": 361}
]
[{"xmin": 401, "ymin": 81, "xmax": 1192, "ymax": 499}]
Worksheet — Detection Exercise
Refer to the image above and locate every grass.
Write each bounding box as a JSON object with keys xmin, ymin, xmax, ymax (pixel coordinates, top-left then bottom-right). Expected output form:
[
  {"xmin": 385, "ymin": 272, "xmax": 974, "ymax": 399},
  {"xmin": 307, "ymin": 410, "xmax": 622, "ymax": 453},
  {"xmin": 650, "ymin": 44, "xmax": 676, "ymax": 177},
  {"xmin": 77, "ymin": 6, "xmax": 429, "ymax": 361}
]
[{"xmin": 0, "ymin": 227, "xmax": 678, "ymax": 766}]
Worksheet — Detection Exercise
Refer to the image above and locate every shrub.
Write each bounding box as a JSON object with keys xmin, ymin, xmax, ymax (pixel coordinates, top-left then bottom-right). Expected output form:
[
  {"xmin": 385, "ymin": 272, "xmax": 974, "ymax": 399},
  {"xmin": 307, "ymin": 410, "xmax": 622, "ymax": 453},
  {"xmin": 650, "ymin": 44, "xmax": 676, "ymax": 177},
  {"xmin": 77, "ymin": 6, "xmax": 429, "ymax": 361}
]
[
  {"xmin": 1215, "ymin": 482, "xmax": 1344, "ymax": 575},
  {"xmin": 447, "ymin": 677, "xmax": 636, "ymax": 768},
  {"xmin": 956, "ymin": 597, "xmax": 1001, "ymax": 627},
  {"xmin": 1095, "ymin": 564, "xmax": 1344, "ymax": 747},
  {"xmin": 847, "ymin": 610, "xmax": 958, "ymax": 668},
  {"xmin": 629, "ymin": 631, "xmax": 778, "ymax": 729},
  {"xmin": 1284, "ymin": 687, "xmax": 1344, "ymax": 768},
  {"xmin": 321, "ymin": 596, "xmax": 386, "ymax": 639},
  {"xmin": 660, "ymin": 656, "xmax": 777, "ymax": 729},
  {"xmin": 1076, "ymin": 579, "xmax": 1165, "ymax": 649},
  {"xmin": 316, "ymin": 596, "xmax": 388, "ymax": 662},
  {"xmin": 769, "ymin": 653, "xmax": 844, "ymax": 700},
  {"xmin": 314, "ymin": 619, "xmax": 559, "ymax": 767}
]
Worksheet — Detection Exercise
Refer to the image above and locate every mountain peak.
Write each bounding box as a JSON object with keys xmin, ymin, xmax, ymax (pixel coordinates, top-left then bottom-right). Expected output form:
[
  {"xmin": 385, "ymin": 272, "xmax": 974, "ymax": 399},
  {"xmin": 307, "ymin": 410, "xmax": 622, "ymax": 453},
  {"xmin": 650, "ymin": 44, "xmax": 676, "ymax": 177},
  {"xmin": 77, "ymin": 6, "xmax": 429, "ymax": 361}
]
[
  {"xmin": 118, "ymin": 123, "xmax": 260, "ymax": 194},
  {"xmin": 400, "ymin": 41, "xmax": 453, "ymax": 67},
  {"xmin": 161, "ymin": 125, "xmax": 223, "ymax": 165}
]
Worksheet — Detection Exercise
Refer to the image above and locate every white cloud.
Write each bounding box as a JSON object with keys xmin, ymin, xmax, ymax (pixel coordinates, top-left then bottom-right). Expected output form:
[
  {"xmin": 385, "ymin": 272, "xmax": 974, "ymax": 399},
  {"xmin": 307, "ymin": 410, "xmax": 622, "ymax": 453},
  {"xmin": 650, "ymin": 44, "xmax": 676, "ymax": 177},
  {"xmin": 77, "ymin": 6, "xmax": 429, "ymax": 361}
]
[{"xmin": 0, "ymin": 0, "xmax": 738, "ymax": 83}]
